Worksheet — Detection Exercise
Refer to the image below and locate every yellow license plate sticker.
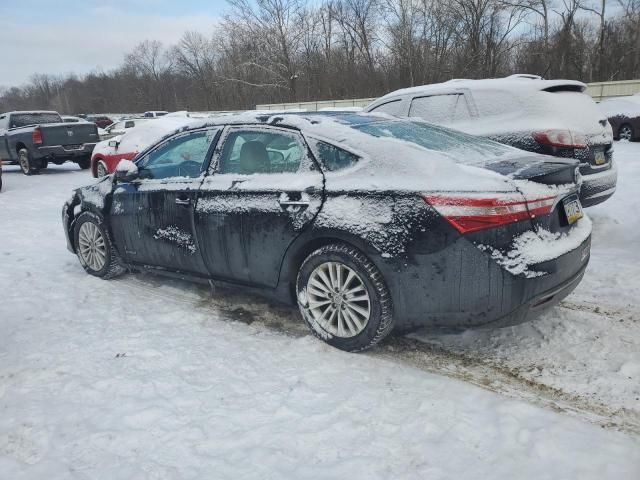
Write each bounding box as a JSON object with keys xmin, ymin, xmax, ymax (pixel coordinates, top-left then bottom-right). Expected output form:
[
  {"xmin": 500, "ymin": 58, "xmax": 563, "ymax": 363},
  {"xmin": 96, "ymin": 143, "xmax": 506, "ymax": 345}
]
[{"xmin": 563, "ymin": 195, "xmax": 584, "ymax": 225}]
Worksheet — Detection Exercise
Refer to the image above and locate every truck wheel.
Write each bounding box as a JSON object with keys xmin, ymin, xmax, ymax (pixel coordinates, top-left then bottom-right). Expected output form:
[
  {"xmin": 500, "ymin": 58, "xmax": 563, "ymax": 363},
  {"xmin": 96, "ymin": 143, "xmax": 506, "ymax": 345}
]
[
  {"xmin": 18, "ymin": 149, "xmax": 39, "ymax": 175},
  {"xmin": 296, "ymin": 243, "xmax": 394, "ymax": 352},
  {"xmin": 73, "ymin": 212, "xmax": 125, "ymax": 279},
  {"xmin": 77, "ymin": 158, "xmax": 91, "ymax": 170}
]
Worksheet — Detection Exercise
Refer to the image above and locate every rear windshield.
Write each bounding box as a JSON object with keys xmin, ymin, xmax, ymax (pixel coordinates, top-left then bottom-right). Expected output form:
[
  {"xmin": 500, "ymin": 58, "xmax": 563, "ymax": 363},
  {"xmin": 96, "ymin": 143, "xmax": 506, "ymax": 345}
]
[
  {"xmin": 10, "ymin": 112, "xmax": 61, "ymax": 129},
  {"xmin": 352, "ymin": 120, "xmax": 514, "ymax": 162}
]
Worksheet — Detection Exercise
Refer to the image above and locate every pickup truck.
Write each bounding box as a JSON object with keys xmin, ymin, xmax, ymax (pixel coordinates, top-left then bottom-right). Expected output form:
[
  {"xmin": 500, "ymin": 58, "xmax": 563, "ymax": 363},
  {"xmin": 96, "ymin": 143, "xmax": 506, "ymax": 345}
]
[{"xmin": 0, "ymin": 111, "xmax": 99, "ymax": 175}]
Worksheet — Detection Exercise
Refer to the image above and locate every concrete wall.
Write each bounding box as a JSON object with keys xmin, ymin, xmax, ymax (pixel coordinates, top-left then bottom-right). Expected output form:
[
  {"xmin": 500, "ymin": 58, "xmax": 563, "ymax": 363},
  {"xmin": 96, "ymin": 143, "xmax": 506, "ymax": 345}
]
[{"xmin": 256, "ymin": 79, "xmax": 640, "ymax": 111}]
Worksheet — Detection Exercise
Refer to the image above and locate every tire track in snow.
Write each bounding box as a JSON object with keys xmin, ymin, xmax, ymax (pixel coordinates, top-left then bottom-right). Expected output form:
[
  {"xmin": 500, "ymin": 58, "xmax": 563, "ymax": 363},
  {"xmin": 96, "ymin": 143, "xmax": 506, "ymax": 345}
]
[{"xmin": 113, "ymin": 273, "xmax": 640, "ymax": 435}]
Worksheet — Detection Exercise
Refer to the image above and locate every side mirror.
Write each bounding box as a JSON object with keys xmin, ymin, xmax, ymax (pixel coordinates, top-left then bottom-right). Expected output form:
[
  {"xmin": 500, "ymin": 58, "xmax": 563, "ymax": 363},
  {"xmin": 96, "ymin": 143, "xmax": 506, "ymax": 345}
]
[
  {"xmin": 113, "ymin": 159, "xmax": 139, "ymax": 183},
  {"xmin": 108, "ymin": 139, "xmax": 119, "ymax": 148}
]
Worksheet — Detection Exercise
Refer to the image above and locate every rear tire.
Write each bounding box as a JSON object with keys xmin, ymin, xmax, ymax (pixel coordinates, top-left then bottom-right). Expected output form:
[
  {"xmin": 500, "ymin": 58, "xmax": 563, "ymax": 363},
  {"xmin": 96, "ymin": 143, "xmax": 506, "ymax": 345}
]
[
  {"xmin": 18, "ymin": 149, "xmax": 39, "ymax": 175},
  {"xmin": 296, "ymin": 243, "xmax": 394, "ymax": 352},
  {"xmin": 73, "ymin": 212, "xmax": 125, "ymax": 279},
  {"xmin": 77, "ymin": 157, "xmax": 91, "ymax": 170}
]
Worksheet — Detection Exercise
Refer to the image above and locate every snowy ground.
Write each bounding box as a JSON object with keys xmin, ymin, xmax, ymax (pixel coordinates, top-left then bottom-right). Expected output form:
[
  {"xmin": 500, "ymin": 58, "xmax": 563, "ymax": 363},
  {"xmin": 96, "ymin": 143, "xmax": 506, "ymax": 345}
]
[{"xmin": 1, "ymin": 144, "xmax": 639, "ymax": 478}]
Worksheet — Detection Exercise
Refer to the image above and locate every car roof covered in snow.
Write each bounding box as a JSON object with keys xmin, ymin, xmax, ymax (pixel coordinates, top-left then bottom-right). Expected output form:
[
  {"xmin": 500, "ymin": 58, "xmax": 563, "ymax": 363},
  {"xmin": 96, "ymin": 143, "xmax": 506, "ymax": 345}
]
[{"xmin": 369, "ymin": 75, "xmax": 587, "ymax": 104}]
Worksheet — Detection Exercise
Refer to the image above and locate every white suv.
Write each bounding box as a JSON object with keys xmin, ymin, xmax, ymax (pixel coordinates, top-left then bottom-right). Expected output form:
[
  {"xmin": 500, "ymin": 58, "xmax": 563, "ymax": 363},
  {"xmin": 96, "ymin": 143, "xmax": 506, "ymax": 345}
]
[{"xmin": 365, "ymin": 75, "xmax": 617, "ymax": 207}]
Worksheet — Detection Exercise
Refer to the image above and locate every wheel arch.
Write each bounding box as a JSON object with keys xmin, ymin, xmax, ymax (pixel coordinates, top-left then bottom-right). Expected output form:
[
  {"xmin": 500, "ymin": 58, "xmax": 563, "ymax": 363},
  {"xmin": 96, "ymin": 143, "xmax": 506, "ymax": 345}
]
[
  {"xmin": 277, "ymin": 229, "xmax": 384, "ymax": 304},
  {"xmin": 15, "ymin": 142, "xmax": 27, "ymax": 155}
]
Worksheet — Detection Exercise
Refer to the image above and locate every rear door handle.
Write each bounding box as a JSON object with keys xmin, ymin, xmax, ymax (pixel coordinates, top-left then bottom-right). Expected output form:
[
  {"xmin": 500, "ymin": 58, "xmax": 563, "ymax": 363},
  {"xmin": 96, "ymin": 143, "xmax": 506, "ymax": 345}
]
[{"xmin": 175, "ymin": 197, "xmax": 191, "ymax": 206}]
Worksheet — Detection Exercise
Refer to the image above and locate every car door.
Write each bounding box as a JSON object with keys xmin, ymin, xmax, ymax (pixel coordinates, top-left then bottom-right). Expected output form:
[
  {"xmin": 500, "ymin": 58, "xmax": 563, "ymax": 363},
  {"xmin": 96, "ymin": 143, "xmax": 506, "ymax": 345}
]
[
  {"xmin": 195, "ymin": 126, "xmax": 324, "ymax": 287},
  {"xmin": 109, "ymin": 127, "xmax": 221, "ymax": 276}
]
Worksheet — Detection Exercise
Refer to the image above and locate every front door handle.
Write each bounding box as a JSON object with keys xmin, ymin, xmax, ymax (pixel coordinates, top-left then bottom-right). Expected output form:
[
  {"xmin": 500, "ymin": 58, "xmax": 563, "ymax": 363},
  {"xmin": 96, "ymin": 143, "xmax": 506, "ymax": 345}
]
[{"xmin": 175, "ymin": 197, "xmax": 191, "ymax": 206}]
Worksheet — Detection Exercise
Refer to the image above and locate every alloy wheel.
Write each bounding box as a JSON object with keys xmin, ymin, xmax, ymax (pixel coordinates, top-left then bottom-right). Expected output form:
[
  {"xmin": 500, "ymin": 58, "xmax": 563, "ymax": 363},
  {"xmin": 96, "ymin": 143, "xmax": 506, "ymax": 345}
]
[
  {"xmin": 19, "ymin": 152, "xmax": 30, "ymax": 174},
  {"xmin": 306, "ymin": 261, "xmax": 371, "ymax": 338},
  {"xmin": 620, "ymin": 125, "xmax": 632, "ymax": 141},
  {"xmin": 77, "ymin": 222, "xmax": 107, "ymax": 272},
  {"xmin": 96, "ymin": 162, "xmax": 108, "ymax": 177}
]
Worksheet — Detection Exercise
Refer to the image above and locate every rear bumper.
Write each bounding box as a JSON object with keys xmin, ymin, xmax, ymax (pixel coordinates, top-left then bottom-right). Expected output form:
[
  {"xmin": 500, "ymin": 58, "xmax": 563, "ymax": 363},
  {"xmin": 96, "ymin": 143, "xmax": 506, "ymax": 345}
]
[
  {"xmin": 38, "ymin": 143, "xmax": 96, "ymax": 160},
  {"xmin": 580, "ymin": 162, "xmax": 617, "ymax": 207},
  {"xmin": 379, "ymin": 231, "xmax": 591, "ymax": 331}
]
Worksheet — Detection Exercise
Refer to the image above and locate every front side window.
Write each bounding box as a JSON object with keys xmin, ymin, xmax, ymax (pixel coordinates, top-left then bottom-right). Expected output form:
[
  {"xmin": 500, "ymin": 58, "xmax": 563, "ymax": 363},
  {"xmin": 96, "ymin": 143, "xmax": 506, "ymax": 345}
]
[
  {"xmin": 217, "ymin": 130, "xmax": 304, "ymax": 175},
  {"xmin": 137, "ymin": 130, "xmax": 217, "ymax": 179},
  {"xmin": 409, "ymin": 94, "xmax": 471, "ymax": 124},
  {"xmin": 125, "ymin": 121, "xmax": 135, "ymax": 129}
]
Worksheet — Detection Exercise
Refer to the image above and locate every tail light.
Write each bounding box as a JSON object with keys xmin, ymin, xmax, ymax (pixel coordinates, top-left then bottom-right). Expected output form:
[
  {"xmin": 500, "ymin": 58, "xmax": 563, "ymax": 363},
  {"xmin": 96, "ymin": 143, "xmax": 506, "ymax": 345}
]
[
  {"xmin": 424, "ymin": 193, "xmax": 556, "ymax": 234},
  {"xmin": 32, "ymin": 128, "xmax": 42, "ymax": 145},
  {"xmin": 533, "ymin": 129, "xmax": 587, "ymax": 149}
]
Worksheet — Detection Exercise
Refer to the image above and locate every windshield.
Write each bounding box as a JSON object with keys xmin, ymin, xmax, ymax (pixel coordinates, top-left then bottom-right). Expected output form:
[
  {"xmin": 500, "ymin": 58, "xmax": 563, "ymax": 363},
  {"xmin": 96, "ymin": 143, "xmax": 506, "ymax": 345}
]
[
  {"xmin": 10, "ymin": 112, "xmax": 61, "ymax": 129},
  {"xmin": 352, "ymin": 119, "xmax": 515, "ymax": 164}
]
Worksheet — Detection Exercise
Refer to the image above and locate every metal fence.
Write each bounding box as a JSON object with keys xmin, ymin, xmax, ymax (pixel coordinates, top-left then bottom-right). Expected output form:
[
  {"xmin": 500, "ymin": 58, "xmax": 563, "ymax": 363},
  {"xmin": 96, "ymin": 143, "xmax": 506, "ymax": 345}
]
[{"xmin": 256, "ymin": 79, "xmax": 640, "ymax": 111}]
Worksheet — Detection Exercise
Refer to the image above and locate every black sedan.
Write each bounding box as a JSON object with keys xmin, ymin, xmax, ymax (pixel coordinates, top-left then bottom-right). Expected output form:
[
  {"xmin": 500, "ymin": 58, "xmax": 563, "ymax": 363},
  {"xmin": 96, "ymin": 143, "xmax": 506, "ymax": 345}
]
[{"xmin": 62, "ymin": 113, "xmax": 592, "ymax": 351}]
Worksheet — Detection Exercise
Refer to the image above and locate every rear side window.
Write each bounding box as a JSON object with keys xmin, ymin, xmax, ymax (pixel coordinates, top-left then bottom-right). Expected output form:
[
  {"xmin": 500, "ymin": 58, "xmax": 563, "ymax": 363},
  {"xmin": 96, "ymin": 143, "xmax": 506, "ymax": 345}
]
[
  {"xmin": 314, "ymin": 141, "xmax": 359, "ymax": 171},
  {"xmin": 472, "ymin": 90, "xmax": 517, "ymax": 117},
  {"xmin": 409, "ymin": 94, "xmax": 471, "ymax": 124},
  {"xmin": 125, "ymin": 121, "xmax": 135, "ymax": 128},
  {"xmin": 9, "ymin": 113, "xmax": 62, "ymax": 128},
  {"xmin": 217, "ymin": 130, "xmax": 304, "ymax": 174},
  {"xmin": 369, "ymin": 99, "xmax": 404, "ymax": 117}
]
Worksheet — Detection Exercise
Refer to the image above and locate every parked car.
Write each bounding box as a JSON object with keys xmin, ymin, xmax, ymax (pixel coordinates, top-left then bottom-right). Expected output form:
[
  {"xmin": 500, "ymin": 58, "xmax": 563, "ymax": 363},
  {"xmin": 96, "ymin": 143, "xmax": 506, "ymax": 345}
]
[
  {"xmin": 0, "ymin": 111, "xmax": 99, "ymax": 174},
  {"xmin": 144, "ymin": 111, "xmax": 168, "ymax": 118},
  {"xmin": 597, "ymin": 95, "xmax": 640, "ymax": 141},
  {"xmin": 365, "ymin": 75, "xmax": 617, "ymax": 207},
  {"xmin": 61, "ymin": 115, "xmax": 88, "ymax": 123},
  {"xmin": 91, "ymin": 116, "xmax": 194, "ymax": 177},
  {"xmin": 85, "ymin": 115, "xmax": 114, "ymax": 129},
  {"xmin": 99, "ymin": 118, "xmax": 151, "ymax": 141},
  {"xmin": 63, "ymin": 112, "xmax": 591, "ymax": 352}
]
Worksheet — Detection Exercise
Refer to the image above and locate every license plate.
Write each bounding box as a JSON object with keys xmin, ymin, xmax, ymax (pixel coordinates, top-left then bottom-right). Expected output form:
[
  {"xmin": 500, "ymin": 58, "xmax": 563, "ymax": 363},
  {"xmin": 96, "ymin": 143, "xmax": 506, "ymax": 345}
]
[
  {"xmin": 563, "ymin": 194, "xmax": 584, "ymax": 225},
  {"xmin": 594, "ymin": 150, "xmax": 606, "ymax": 165}
]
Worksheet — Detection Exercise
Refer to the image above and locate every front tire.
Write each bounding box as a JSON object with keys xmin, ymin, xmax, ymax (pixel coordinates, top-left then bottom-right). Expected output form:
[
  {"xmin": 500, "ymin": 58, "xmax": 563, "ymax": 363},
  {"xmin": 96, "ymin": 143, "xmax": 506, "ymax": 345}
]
[
  {"xmin": 18, "ymin": 149, "xmax": 39, "ymax": 175},
  {"xmin": 296, "ymin": 243, "xmax": 394, "ymax": 352},
  {"xmin": 73, "ymin": 212, "xmax": 125, "ymax": 279},
  {"xmin": 95, "ymin": 160, "xmax": 109, "ymax": 178}
]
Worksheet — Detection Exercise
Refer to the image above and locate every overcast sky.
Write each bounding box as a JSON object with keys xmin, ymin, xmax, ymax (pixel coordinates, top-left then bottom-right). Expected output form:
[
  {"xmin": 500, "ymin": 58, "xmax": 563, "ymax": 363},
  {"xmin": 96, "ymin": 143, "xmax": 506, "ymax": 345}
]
[{"xmin": 0, "ymin": 0, "xmax": 223, "ymax": 88}]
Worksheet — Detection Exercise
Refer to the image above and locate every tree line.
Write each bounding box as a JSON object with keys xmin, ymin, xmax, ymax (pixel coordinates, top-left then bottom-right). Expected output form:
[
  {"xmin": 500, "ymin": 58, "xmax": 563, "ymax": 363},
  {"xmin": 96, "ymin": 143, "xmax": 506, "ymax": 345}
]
[{"xmin": 1, "ymin": 0, "xmax": 639, "ymax": 114}]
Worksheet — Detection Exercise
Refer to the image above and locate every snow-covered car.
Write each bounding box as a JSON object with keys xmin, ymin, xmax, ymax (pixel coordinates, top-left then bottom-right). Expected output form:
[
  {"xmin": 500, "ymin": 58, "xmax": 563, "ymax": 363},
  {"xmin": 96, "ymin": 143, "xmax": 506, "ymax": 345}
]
[
  {"xmin": 61, "ymin": 115, "xmax": 89, "ymax": 123},
  {"xmin": 63, "ymin": 112, "xmax": 591, "ymax": 352},
  {"xmin": 99, "ymin": 118, "xmax": 151, "ymax": 141},
  {"xmin": 365, "ymin": 75, "xmax": 617, "ymax": 207},
  {"xmin": 91, "ymin": 116, "xmax": 194, "ymax": 177},
  {"xmin": 144, "ymin": 111, "xmax": 169, "ymax": 118},
  {"xmin": 597, "ymin": 94, "xmax": 640, "ymax": 142}
]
